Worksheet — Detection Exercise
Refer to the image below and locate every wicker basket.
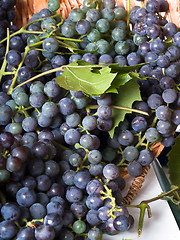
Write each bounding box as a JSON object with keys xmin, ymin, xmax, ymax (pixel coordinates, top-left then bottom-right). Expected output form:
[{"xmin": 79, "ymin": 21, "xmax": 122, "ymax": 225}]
[{"xmin": 14, "ymin": 0, "xmax": 174, "ymax": 204}]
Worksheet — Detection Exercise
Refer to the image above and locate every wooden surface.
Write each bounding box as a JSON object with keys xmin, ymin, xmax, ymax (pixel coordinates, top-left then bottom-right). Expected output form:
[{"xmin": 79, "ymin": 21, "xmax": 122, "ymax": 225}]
[{"xmin": 15, "ymin": 0, "xmax": 180, "ymax": 28}]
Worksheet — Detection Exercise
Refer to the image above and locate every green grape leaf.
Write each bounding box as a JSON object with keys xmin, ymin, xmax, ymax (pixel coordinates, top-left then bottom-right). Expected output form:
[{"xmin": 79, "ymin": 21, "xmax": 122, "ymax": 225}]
[
  {"xmin": 106, "ymin": 73, "xmax": 132, "ymax": 93},
  {"xmin": 56, "ymin": 61, "xmax": 117, "ymax": 96},
  {"xmin": 109, "ymin": 62, "xmax": 147, "ymax": 73},
  {"xmin": 108, "ymin": 78, "xmax": 142, "ymax": 138},
  {"xmin": 167, "ymin": 135, "xmax": 180, "ymax": 186}
]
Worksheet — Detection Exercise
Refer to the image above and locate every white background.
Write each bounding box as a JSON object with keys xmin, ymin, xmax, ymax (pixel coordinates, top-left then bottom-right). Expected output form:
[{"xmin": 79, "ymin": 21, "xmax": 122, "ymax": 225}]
[{"xmin": 102, "ymin": 167, "xmax": 180, "ymax": 240}]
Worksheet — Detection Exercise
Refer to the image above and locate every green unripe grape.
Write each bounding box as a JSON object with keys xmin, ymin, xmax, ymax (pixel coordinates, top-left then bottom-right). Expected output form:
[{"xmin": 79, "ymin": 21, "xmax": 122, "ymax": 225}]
[
  {"xmin": 27, "ymin": 35, "xmax": 41, "ymax": 46},
  {"xmin": 9, "ymin": 123, "xmax": 23, "ymax": 135},
  {"xmin": 133, "ymin": 34, "xmax": 148, "ymax": 46},
  {"xmin": 48, "ymin": 0, "xmax": 60, "ymax": 12},
  {"xmin": 83, "ymin": 0, "xmax": 100, "ymax": 9},
  {"xmin": 102, "ymin": 147, "xmax": 117, "ymax": 162},
  {"xmin": 72, "ymin": 220, "xmax": 86, "ymax": 234},
  {"xmin": 87, "ymin": 29, "xmax": 101, "ymax": 42},
  {"xmin": 114, "ymin": 6, "xmax": 127, "ymax": 20},
  {"xmin": 69, "ymin": 8, "xmax": 85, "ymax": 22},
  {"xmin": 115, "ymin": 41, "xmax": 130, "ymax": 55}
]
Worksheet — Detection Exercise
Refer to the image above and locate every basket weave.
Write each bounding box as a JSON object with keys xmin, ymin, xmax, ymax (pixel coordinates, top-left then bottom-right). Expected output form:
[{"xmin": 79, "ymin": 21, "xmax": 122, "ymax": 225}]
[{"xmin": 14, "ymin": 0, "xmax": 172, "ymax": 204}]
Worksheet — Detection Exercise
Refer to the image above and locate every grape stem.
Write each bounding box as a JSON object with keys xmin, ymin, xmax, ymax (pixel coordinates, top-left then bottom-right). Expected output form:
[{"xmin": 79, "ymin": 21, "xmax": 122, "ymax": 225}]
[
  {"xmin": 125, "ymin": 185, "xmax": 180, "ymax": 236},
  {"xmin": 127, "ymin": 0, "xmax": 131, "ymax": 31},
  {"xmin": 87, "ymin": 104, "xmax": 149, "ymax": 116}
]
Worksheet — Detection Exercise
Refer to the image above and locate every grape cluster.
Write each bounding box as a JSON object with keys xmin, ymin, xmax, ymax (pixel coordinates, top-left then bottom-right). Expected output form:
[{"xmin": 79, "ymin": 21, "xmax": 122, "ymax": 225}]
[{"xmin": 0, "ymin": 0, "xmax": 180, "ymax": 239}]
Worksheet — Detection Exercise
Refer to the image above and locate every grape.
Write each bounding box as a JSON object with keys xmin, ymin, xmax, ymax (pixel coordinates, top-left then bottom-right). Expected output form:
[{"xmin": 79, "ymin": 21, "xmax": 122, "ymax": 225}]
[
  {"xmin": 74, "ymin": 170, "xmax": 91, "ymax": 189},
  {"xmin": 59, "ymin": 97, "xmax": 75, "ymax": 115},
  {"xmin": 47, "ymin": 0, "xmax": 60, "ymax": 11},
  {"xmin": 156, "ymin": 105, "xmax": 172, "ymax": 121},
  {"xmin": 86, "ymin": 209, "xmax": 102, "ymax": 226},
  {"xmin": 64, "ymin": 129, "xmax": 81, "ymax": 145},
  {"xmin": 89, "ymin": 163, "xmax": 103, "ymax": 176},
  {"xmin": 171, "ymin": 110, "xmax": 180, "ymax": 125},
  {"xmin": 51, "ymin": 55, "xmax": 67, "ymax": 68},
  {"xmin": 101, "ymin": 8, "xmax": 115, "ymax": 22},
  {"xmin": 131, "ymin": 116, "xmax": 147, "ymax": 132},
  {"xmin": 161, "ymin": 135, "xmax": 175, "ymax": 147},
  {"xmin": 82, "ymin": 52, "xmax": 98, "ymax": 64},
  {"xmin": 86, "ymin": 179, "xmax": 103, "ymax": 195},
  {"xmin": 69, "ymin": 54, "xmax": 82, "ymax": 63},
  {"xmin": 123, "ymin": 146, "xmax": 139, "ymax": 162},
  {"xmin": 113, "ymin": 215, "xmax": 129, "ymax": 231},
  {"xmin": 159, "ymin": 76, "xmax": 175, "ymax": 90},
  {"xmin": 97, "ymin": 105, "xmax": 112, "ymax": 120},
  {"xmin": 150, "ymin": 38, "xmax": 165, "ymax": 54},
  {"xmin": 163, "ymin": 22, "xmax": 177, "ymax": 37},
  {"xmin": 0, "ymin": 221, "xmax": 17, "ymax": 239},
  {"xmin": 86, "ymin": 9, "xmax": 100, "ymax": 22},
  {"xmin": 157, "ymin": 55, "xmax": 170, "ymax": 68},
  {"xmin": 145, "ymin": 0, "xmax": 160, "ymax": 13},
  {"xmin": 82, "ymin": 115, "xmax": 97, "ymax": 131},
  {"xmin": 162, "ymin": 89, "xmax": 177, "ymax": 104},
  {"xmin": 60, "ymin": 230, "xmax": 74, "ymax": 240},
  {"xmin": 127, "ymin": 161, "xmax": 143, "ymax": 177},
  {"xmin": 21, "ymin": 176, "xmax": 36, "ymax": 189},
  {"xmin": 115, "ymin": 41, "xmax": 130, "ymax": 55},
  {"xmin": 145, "ymin": 127, "xmax": 161, "ymax": 142},
  {"xmin": 28, "ymin": 158, "xmax": 45, "ymax": 177},
  {"xmin": 66, "ymin": 186, "xmax": 83, "ymax": 203},
  {"xmin": 86, "ymin": 194, "xmax": 103, "ymax": 210},
  {"xmin": 106, "ymin": 218, "xmax": 119, "ymax": 235},
  {"xmin": 88, "ymin": 150, "xmax": 102, "ymax": 164},
  {"xmin": 16, "ymin": 187, "xmax": 36, "ymax": 207},
  {"xmin": 118, "ymin": 130, "xmax": 134, "ymax": 146},
  {"xmin": 88, "ymin": 227, "xmax": 102, "ymax": 240},
  {"xmin": 72, "ymin": 220, "xmax": 86, "ymax": 234},
  {"xmin": 71, "ymin": 201, "xmax": 87, "ymax": 218},
  {"xmin": 147, "ymin": 94, "xmax": 163, "ymax": 109},
  {"xmin": 133, "ymin": 34, "xmax": 147, "ymax": 46},
  {"xmin": 127, "ymin": 52, "xmax": 141, "ymax": 66},
  {"xmin": 146, "ymin": 24, "xmax": 161, "ymax": 39},
  {"xmin": 80, "ymin": 134, "xmax": 93, "ymax": 149},
  {"xmin": 17, "ymin": 227, "xmax": 35, "ymax": 240},
  {"xmin": 96, "ymin": 39, "xmax": 110, "ymax": 55},
  {"xmin": 69, "ymin": 8, "xmax": 84, "ymax": 22},
  {"xmin": 137, "ymin": 149, "xmax": 154, "ymax": 166},
  {"xmin": 165, "ymin": 46, "xmax": 180, "ymax": 62},
  {"xmin": 96, "ymin": 19, "xmax": 110, "ymax": 33},
  {"xmin": 76, "ymin": 19, "xmax": 91, "ymax": 34},
  {"xmin": 98, "ymin": 54, "xmax": 113, "ymax": 64},
  {"xmin": 61, "ymin": 20, "xmax": 76, "ymax": 37},
  {"xmin": 0, "ymin": 104, "xmax": 13, "ymax": 125},
  {"xmin": 63, "ymin": 170, "xmax": 76, "ymax": 186},
  {"xmin": 103, "ymin": 163, "xmax": 119, "ymax": 180},
  {"xmin": 69, "ymin": 153, "xmax": 82, "ymax": 167},
  {"xmin": 97, "ymin": 117, "xmax": 113, "ymax": 131},
  {"xmin": 35, "ymin": 225, "xmax": 55, "ymax": 240},
  {"xmin": 165, "ymin": 63, "xmax": 180, "ymax": 78},
  {"xmin": 6, "ymin": 156, "xmax": 22, "ymax": 172},
  {"xmin": 6, "ymin": 50, "xmax": 22, "ymax": 67},
  {"xmin": 30, "ymin": 203, "xmax": 46, "ymax": 219},
  {"xmin": 42, "ymin": 37, "xmax": 59, "ymax": 53},
  {"xmin": 156, "ymin": 120, "xmax": 172, "ymax": 135},
  {"xmin": 1, "ymin": 202, "xmax": 21, "ymax": 221},
  {"xmin": 114, "ymin": 55, "xmax": 127, "ymax": 66},
  {"xmin": 47, "ymin": 201, "xmax": 64, "ymax": 216}
]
